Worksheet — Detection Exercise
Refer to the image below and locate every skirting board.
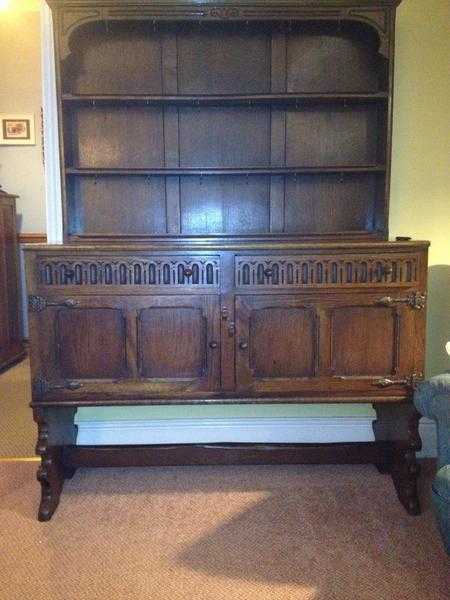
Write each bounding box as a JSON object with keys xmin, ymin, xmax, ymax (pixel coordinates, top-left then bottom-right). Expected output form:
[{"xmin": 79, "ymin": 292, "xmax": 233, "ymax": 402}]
[{"xmin": 77, "ymin": 416, "xmax": 437, "ymax": 457}]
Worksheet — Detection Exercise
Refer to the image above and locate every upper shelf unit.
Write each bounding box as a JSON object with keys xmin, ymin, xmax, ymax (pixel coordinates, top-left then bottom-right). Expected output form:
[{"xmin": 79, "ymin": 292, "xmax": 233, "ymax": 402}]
[{"xmin": 54, "ymin": 10, "xmax": 396, "ymax": 242}]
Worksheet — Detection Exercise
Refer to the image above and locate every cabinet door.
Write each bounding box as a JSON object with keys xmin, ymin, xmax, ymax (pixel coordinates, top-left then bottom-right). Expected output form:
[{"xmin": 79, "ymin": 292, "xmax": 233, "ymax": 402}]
[
  {"xmin": 136, "ymin": 295, "xmax": 220, "ymax": 393},
  {"xmin": 235, "ymin": 295, "xmax": 319, "ymax": 394},
  {"xmin": 235, "ymin": 293, "xmax": 424, "ymax": 397},
  {"xmin": 30, "ymin": 295, "xmax": 220, "ymax": 401}
]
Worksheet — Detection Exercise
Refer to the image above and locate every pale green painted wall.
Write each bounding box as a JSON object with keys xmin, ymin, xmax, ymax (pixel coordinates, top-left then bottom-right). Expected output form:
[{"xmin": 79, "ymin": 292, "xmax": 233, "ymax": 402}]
[{"xmin": 0, "ymin": 0, "xmax": 448, "ymax": 423}]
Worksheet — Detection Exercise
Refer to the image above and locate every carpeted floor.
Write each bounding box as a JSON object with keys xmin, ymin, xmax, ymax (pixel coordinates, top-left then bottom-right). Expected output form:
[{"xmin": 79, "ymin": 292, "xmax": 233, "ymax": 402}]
[
  {"xmin": 0, "ymin": 357, "xmax": 35, "ymax": 457},
  {"xmin": 0, "ymin": 461, "xmax": 448, "ymax": 600}
]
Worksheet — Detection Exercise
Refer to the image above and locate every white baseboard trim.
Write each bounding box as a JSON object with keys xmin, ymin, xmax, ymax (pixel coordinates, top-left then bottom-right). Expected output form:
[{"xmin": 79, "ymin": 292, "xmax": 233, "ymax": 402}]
[{"xmin": 76, "ymin": 416, "xmax": 437, "ymax": 457}]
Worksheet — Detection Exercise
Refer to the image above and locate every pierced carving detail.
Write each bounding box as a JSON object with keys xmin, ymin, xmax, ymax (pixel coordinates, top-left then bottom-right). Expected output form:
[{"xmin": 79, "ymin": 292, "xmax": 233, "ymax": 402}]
[
  {"xmin": 236, "ymin": 255, "xmax": 420, "ymax": 288},
  {"xmin": 38, "ymin": 257, "xmax": 220, "ymax": 287}
]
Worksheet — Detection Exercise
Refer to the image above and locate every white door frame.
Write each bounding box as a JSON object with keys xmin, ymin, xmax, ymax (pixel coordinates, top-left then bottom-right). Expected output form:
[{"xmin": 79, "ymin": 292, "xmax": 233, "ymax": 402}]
[{"xmin": 40, "ymin": 0, "xmax": 63, "ymax": 243}]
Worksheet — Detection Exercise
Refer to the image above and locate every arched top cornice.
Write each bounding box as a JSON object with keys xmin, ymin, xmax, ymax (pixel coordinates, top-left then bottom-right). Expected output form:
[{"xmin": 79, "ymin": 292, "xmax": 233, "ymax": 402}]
[{"xmin": 56, "ymin": 4, "xmax": 393, "ymax": 61}]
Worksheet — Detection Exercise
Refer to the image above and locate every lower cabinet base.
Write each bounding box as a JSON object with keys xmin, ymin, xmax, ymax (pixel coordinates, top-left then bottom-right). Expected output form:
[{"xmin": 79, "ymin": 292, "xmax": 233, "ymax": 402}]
[{"xmin": 33, "ymin": 402, "xmax": 422, "ymax": 521}]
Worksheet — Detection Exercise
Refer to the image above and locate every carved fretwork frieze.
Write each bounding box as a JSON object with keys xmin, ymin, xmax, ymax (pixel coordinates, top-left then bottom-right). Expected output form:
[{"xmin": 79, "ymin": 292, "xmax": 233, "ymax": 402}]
[
  {"xmin": 236, "ymin": 255, "xmax": 420, "ymax": 288},
  {"xmin": 38, "ymin": 257, "xmax": 220, "ymax": 287}
]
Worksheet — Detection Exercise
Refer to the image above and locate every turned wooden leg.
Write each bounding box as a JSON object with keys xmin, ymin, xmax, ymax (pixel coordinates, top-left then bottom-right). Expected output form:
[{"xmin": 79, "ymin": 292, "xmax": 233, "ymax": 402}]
[
  {"xmin": 33, "ymin": 406, "xmax": 78, "ymax": 521},
  {"xmin": 373, "ymin": 402, "xmax": 422, "ymax": 516},
  {"xmin": 36, "ymin": 447, "xmax": 65, "ymax": 521}
]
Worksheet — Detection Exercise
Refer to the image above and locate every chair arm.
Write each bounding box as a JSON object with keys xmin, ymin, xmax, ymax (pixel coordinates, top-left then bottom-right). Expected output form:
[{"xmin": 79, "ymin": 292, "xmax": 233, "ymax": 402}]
[{"xmin": 414, "ymin": 373, "xmax": 450, "ymax": 423}]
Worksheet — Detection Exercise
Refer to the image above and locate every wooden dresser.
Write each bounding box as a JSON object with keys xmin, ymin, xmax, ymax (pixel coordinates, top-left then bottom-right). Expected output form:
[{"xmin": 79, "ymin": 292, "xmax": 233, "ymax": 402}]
[
  {"xmin": 0, "ymin": 188, "xmax": 25, "ymax": 371},
  {"xmin": 25, "ymin": 0, "xmax": 429, "ymax": 520}
]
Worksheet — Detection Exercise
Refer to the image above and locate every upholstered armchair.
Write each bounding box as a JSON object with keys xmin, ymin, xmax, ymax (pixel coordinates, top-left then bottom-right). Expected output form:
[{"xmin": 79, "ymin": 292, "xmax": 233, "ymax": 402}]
[{"xmin": 414, "ymin": 372, "xmax": 450, "ymax": 554}]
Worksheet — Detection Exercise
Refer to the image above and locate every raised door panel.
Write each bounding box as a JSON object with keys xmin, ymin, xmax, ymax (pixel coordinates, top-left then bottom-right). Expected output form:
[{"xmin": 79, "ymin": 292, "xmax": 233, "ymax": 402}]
[
  {"xmin": 136, "ymin": 296, "xmax": 220, "ymax": 393},
  {"xmin": 138, "ymin": 306, "xmax": 207, "ymax": 378},
  {"xmin": 325, "ymin": 294, "xmax": 425, "ymax": 386},
  {"xmin": 249, "ymin": 307, "xmax": 316, "ymax": 378},
  {"xmin": 330, "ymin": 305, "xmax": 397, "ymax": 376},
  {"xmin": 236, "ymin": 295, "xmax": 318, "ymax": 393},
  {"xmin": 56, "ymin": 308, "xmax": 127, "ymax": 379}
]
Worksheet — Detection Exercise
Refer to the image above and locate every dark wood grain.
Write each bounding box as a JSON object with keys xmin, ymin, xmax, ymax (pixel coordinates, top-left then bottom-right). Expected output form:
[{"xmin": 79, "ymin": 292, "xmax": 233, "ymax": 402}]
[
  {"xmin": 0, "ymin": 189, "xmax": 26, "ymax": 371},
  {"xmin": 177, "ymin": 22, "xmax": 271, "ymax": 94},
  {"xmin": 69, "ymin": 176, "xmax": 167, "ymax": 235},
  {"xmin": 56, "ymin": 307, "xmax": 127, "ymax": 379},
  {"xmin": 138, "ymin": 305, "xmax": 207, "ymax": 378}
]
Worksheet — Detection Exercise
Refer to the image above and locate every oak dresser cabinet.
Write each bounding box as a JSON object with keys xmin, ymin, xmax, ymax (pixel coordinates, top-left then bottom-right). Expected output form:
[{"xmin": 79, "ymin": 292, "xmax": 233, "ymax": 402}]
[
  {"xmin": 0, "ymin": 188, "xmax": 25, "ymax": 371},
  {"xmin": 25, "ymin": 0, "xmax": 429, "ymax": 520}
]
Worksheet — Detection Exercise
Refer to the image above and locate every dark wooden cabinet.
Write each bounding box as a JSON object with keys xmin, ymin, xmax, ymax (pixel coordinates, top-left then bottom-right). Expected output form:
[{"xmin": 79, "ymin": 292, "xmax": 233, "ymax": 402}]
[
  {"xmin": 235, "ymin": 290, "xmax": 425, "ymax": 396},
  {"xmin": 25, "ymin": 0, "xmax": 429, "ymax": 521},
  {"xmin": 0, "ymin": 188, "xmax": 25, "ymax": 371}
]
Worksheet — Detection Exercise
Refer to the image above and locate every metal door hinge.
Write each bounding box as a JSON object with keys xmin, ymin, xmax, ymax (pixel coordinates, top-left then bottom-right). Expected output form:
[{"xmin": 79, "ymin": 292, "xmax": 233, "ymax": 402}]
[
  {"xmin": 28, "ymin": 295, "xmax": 78, "ymax": 312},
  {"xmin": 376, "ymin": 292, "xmax": 426, "ymax": 310},
  {"xmin": 33, "ymin": 376, "xmax": 83, "ymax": 396},
  {"xmin": 372, "ymin": 372, "xmax": 424, "ymax": 389}
]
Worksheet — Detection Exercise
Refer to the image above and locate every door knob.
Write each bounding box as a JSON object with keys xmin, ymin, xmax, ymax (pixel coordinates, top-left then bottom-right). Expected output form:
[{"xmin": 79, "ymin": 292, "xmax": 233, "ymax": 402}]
[
  {"xmin": 209, "ymin": 341, "xmax": 218, "ymax": 349},
  {"xmin": 239, "ymin": 341, "xmax": 248, "ymax": 350}
]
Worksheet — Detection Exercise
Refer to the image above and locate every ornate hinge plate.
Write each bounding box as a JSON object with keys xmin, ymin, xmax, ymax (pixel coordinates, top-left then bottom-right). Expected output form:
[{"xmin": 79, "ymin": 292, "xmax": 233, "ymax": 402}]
[
  {"xmin": 33, "ymin": 376, "xmax": 83, "ymax": 396},
  {"xmin": 376, "ymin": 292, "xmax": 426, "ymax": 310},
  {"xmin": 28, "ymin": 295, "xmax": 78, "ymax": 312},
  {"xmin": 372, "ymin": 372, "xmax": 424, "ymax": 389}
]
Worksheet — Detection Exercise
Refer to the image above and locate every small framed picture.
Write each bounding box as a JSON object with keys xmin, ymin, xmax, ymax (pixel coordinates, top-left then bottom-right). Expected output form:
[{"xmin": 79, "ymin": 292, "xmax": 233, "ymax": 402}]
[{"xmin": 0, "ymin": 114, "xmax": 36, "ymax": 145}]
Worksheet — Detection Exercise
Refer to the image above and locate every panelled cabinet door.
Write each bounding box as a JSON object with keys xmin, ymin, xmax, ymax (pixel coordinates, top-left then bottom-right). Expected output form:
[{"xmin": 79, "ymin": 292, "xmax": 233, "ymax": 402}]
[
  {"xmin": 235, "ymin": 295, "xmax": 320, "ymax": 394},
  {"xmin": 324, "ymin": 292, "xmax": 425, "ymax": 393},
  {"xmin": 235, "ymin": 293, "xmax": 425, "ymax": 396},
  {"xmin": 30, "ymin": 295, "xmax": 220, "ymax": 401},
  {"xmin": 135, "ymin": 295, "xmax": 220, "ymax": 393}
]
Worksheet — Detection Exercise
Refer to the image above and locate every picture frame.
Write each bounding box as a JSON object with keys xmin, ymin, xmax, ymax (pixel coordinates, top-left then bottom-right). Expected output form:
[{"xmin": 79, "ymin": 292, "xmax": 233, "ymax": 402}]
[{"xmin": 0, "ymin": 114, "xmax": 36, "ymax": 145}]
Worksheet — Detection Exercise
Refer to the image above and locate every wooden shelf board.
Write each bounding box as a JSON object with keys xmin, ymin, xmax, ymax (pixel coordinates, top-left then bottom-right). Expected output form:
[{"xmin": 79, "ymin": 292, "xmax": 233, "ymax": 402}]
[
  {"xmin": 62, "ymin": 93, "xmax": 389, "ymax": 105},
  {"xmin": 65, "ymin": 166, "xmax": 386, "ymax": 176}
]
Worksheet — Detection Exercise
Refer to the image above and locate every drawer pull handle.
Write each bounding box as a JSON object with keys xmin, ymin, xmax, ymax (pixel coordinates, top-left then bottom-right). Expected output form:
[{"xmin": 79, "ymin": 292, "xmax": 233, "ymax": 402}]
[
  {"xmin": 209, "ymin": 341, "xmax": 218, "ymax": 349},
  {"xmin": 183, "ymin": 267, "xmax": 193, "ymax": 277},
  {"xmin": 239, "ymin": 341, "xmax": 248, "ymax": 350},
  {"xmin": 376, "ymin": 292, "xmax": 426, "ymax": 310},
  {"xmin": 263, "ymin": 268, "xmax": 273, "ymax": 277}
]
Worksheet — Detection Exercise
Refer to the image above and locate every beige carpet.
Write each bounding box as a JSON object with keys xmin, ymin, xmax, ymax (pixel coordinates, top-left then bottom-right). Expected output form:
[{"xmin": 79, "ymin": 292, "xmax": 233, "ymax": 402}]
[
  {"xmin": 0, "ymin": 357, "xmax": 35, "ymax": 457},
  {"xmin": 0, "ymin": 461, "xmax": 448, "ymax": 600}
]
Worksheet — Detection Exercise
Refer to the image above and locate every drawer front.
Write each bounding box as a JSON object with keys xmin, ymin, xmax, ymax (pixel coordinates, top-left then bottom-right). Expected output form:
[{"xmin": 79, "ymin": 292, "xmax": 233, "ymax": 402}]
[
  {"xmin": 235, "ymin": 254, "xmax": 422, "ymax": 289},
  {"xmin": 36, "ymin": 255, "xmax": 220, "ymax": 290}
]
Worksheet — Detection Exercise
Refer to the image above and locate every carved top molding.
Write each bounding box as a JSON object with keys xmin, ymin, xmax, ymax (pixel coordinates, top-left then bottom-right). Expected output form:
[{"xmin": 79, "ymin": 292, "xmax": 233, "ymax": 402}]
[
  {"xmin": 51, "ymin": 1, "xmax": 400, "ymax": 60},
  {"xmin": 47, "ymin": 1, "xmax": 403, "ymax": 8}
]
